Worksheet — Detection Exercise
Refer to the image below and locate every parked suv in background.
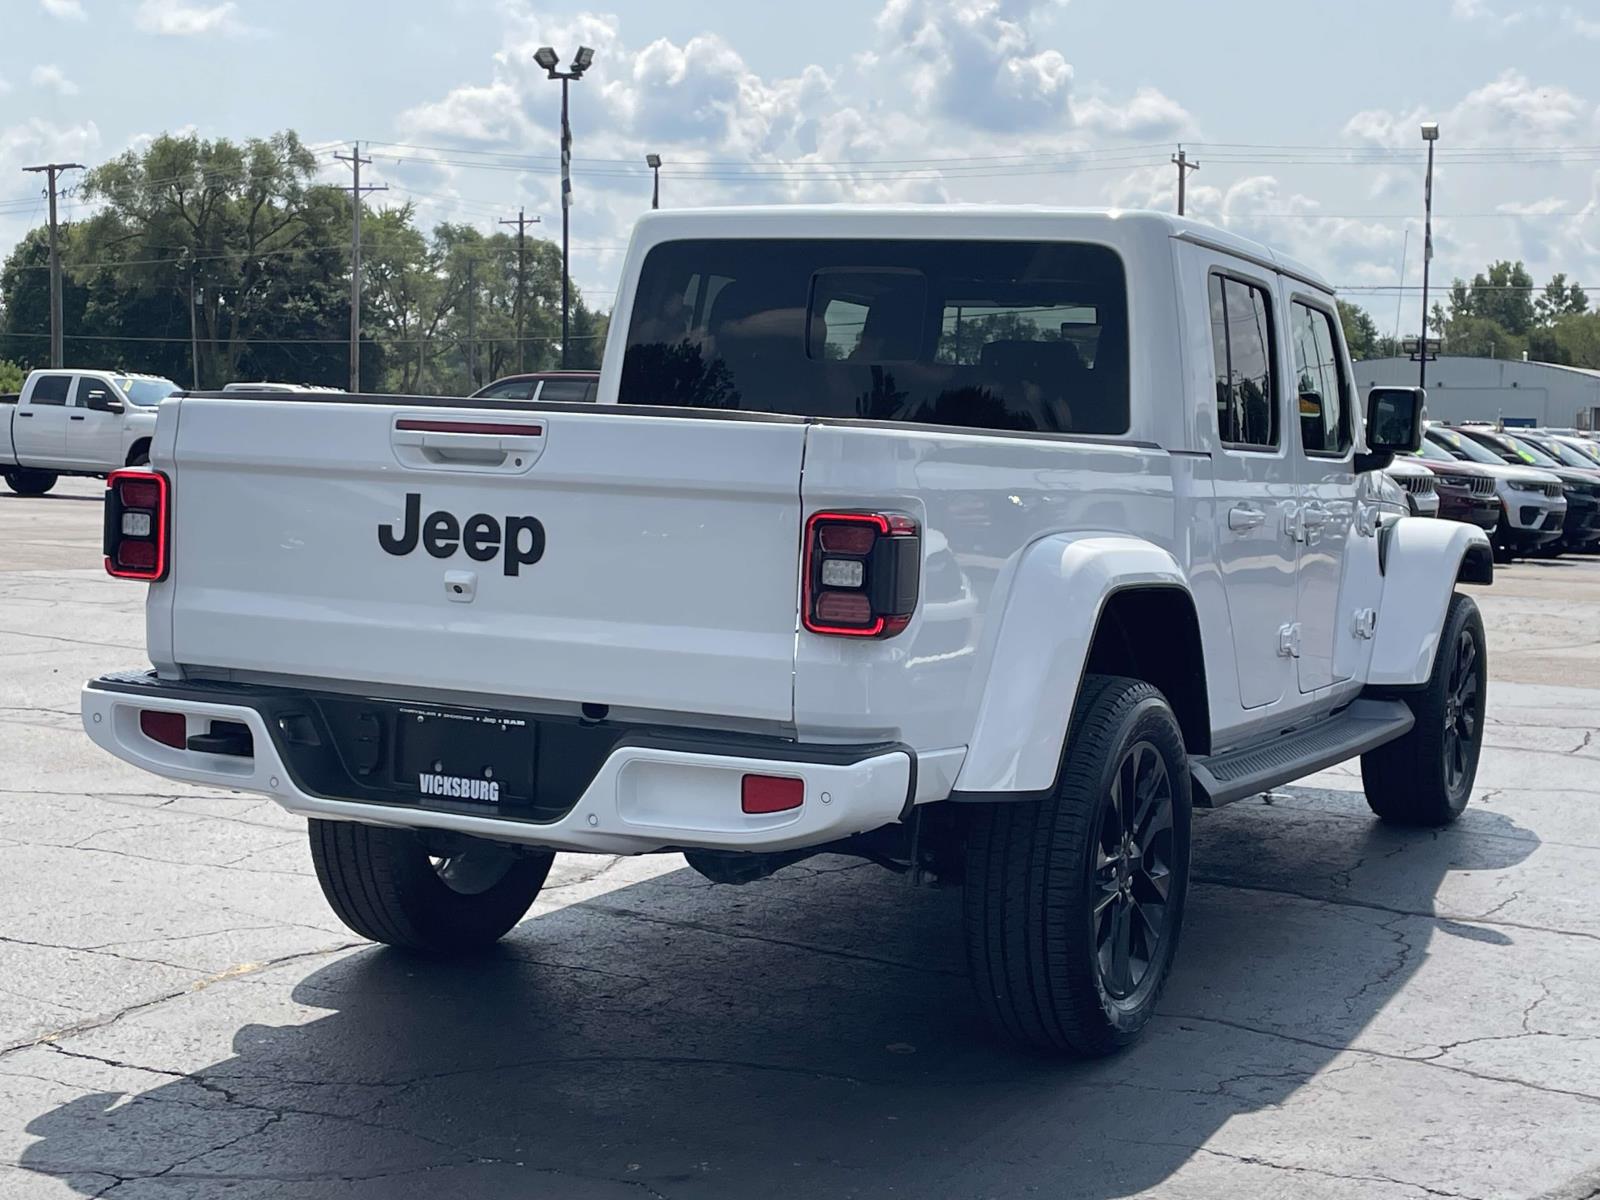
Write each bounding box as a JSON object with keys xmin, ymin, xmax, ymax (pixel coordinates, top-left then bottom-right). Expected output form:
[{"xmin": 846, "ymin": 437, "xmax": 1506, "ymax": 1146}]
[
  {"xmin": 1425, "ymin": 425, "xmax": 1564, "ymax": 561},
  {"xmin": 1552, "ymin": 433, "xmax": 1600, "ymax": 467},
  {"xmin": 1451, "ymin": 425, "xmax": 1600, "ymax": 553},
  {"xmin": 1409, "ymin": 440, "xmax": 1501, "ymax": 534},
  {"xmin": 1383, "ymin": 457, "xmax": 1440, "ymax": 517}
]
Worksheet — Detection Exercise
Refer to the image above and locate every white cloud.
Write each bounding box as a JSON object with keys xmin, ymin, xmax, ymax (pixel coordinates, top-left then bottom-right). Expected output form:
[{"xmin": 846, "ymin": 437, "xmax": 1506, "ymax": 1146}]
[
  {"xmin": 0, "ymin": 118, "xmax": 101, "ymax": 260},
  {"xmin": 1344, "ymin": 70, "xmax": 1596, "ymax": 148},
  {"xmin": 1450, "ymin": 0, "xmax": 1530, "ymax": 27},
  {"xmin": 0, "ymin": 75, "xmax": 11, "ymax": 96},
  {"xmin": 388, "ymin": 8, "xmax": 1600, "ymax": 317},
  {"xmin": 29, "ymin": 64, "xmax": 79, "ymax": 96},
  {"xmin": 40, "ymin": 0, "xmax": 86, "ymax": 20},
  {"xmin": 1563, "ymin": 5, "xmax": 1600, "ymax": 37},
  {"xmin": 133, "ymin": 0, "xmax": 253, "ymax": 37}
]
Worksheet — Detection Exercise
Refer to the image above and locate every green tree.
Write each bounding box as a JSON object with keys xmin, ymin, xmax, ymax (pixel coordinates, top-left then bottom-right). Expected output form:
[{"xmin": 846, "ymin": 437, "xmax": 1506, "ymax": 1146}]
[
  {"xmin": 1337, "ymin": 300, "xmax": 1380, "ymax": 360},
  {"xmin": 1450, "ymin": 260, "xmax": 1536, "ymax": 336},
  {"xmin": 1528, "ymin": 311, "xmax": 1600, "ymax": 368},
  {"xmin": 73, "ymin": 131, "xmax": 354, "ymax": 387},
  {"xmin": 0, "ymin": 127, "xmax": 608, "ymax": 394},
  {"xmin": 1535, "ymin": 273, "xmax": 1589, "ymax": 325},
  {"xmin": 0, "ymin": 359, "xmax": 23, "ymax": 392}
]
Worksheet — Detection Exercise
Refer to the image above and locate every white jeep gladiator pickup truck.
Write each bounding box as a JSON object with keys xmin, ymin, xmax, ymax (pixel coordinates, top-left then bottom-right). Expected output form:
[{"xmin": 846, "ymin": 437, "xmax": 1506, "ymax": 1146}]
[
  {"xmin": 2, "ymin": 369, "xmax": 176, "ymax": 495},
  {"xmin": 82, "ymin": 208, "xmax": 1493, "ymax": 1056}
]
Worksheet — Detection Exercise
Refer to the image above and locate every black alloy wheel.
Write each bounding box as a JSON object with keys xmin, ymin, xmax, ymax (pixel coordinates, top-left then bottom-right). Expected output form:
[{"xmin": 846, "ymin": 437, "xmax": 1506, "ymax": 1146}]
[
  {"xmin": 1094, "ymin": 740, "xmax": 1177, "ymax": 1001},
  {"xmin": 1361, "ymin": 592, "xmax": 1487, "ymax": 826},
  {"xmin": 1441, "ymin": 628, "xmax": 1480, "ymax": 798}
]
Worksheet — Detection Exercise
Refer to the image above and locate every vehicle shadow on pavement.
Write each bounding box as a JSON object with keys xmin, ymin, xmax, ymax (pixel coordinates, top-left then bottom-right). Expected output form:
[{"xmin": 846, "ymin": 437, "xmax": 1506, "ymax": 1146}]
[{"xmin": 18, "ymin": 789, "xmax": 1538, "ymax": 1199}]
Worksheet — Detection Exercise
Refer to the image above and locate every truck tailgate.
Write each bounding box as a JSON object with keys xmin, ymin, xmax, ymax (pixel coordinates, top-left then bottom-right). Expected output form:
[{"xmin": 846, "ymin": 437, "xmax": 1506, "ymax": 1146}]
[{"xmin": 163, "ymin": 398, "xmax": 806, "ymax": 723}]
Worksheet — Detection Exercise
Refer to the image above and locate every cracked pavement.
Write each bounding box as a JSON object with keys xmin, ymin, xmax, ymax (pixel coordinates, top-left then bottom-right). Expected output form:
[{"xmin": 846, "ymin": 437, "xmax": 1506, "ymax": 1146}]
[{"xmin": 3, "ymin": 479, "xmax": 1600, "ymax": 1199}]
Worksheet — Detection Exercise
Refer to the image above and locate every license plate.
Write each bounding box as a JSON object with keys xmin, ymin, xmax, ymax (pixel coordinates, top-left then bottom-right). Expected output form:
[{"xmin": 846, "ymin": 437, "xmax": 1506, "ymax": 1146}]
[{"xmin": 395, "ymin": 705, "xmax": 535, "ymax": 806}]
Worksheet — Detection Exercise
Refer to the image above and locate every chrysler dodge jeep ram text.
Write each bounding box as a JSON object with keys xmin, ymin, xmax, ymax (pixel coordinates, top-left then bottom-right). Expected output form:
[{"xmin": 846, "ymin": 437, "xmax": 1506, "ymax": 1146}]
[{"xmin": 83, "ymin": 209, "xmax": 1493, "ymax": 1056}]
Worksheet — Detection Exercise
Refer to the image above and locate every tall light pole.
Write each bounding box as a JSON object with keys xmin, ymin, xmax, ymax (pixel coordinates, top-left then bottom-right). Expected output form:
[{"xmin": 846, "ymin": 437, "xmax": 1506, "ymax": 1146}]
[
  {"xmin": 1419, "ymin": 121, "xmax": 1439, "ymax": 388},
  {"xmin": 535, "ymin": 44, "xmax": 594, "ymax": 369},
  {"xmin": 646, "ymin": 153, "xmax": 662, "ymax": 210}
]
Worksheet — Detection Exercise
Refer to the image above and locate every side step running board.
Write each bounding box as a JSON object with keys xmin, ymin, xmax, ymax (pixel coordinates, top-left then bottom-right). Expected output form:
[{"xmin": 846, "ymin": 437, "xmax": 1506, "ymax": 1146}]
[{"xmin": 1189, "ymin": 698, "xmax": 1414, "ymax": 808}]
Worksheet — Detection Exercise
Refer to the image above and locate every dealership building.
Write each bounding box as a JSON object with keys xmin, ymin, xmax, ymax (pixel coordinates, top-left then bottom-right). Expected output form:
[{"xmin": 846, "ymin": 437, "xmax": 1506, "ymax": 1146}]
[{"xmin": 1354, "ymin": 356, "xmax": 1600, "ymax": 430}]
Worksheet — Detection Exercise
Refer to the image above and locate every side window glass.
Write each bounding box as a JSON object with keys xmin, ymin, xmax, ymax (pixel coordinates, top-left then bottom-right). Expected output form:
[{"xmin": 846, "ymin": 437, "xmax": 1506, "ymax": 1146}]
[
  {"xmin": 1291, "ymin": 303, "xmax": 1351, "ymax": 455},
  {"xmin": 30, "ymin": 375, "xmax": 70, "ymax": 406},
  {"xmin": 75, "ymin": 377, "xmax": 114, "ymax": 408},
  {"xmin": 1208, "ymin": 275, "xmax": 1278, "ymax": 448}
]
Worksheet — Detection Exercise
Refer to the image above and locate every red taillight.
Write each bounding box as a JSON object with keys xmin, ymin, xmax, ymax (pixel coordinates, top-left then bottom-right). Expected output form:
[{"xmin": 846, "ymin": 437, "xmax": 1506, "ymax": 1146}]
[
  {"xmin": 139, "ymin": 709, "xmax": 186, "ymax": 749},
  {"xmin": 814, "ymin": 590, "xmax": 873, "ymax": 625},
  {"xmin": 818, "ymin": 523, "xmax": 878, "ymax": 555},
  {"xmin": 104, "ymin": 469, "xmax": 170, "ymax": 582},
  {"xmin": 742, "ymin": 774, "xmax": 804, "ymax": 814},
  {"xmin": 802, "ymin": 511, "xmax": 921, "ymax": 638}
]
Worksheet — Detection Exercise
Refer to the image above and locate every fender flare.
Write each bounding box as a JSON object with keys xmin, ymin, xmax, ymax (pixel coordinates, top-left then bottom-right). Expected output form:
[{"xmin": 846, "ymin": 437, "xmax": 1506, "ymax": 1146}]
[
  {"xmin": 1368, "ymin": 516, "xmax": 1493, "ymax": 688},
  {"xmin": 953, "ymin": 532, "xmax": 1193, "ymax": 795}
]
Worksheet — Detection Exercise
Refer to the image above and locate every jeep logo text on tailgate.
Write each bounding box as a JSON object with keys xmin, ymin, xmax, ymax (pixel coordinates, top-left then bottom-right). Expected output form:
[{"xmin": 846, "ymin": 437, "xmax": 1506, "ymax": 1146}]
[{"xmin": 379, "ymin": 493, "xmax": 546, "ymax": 576}]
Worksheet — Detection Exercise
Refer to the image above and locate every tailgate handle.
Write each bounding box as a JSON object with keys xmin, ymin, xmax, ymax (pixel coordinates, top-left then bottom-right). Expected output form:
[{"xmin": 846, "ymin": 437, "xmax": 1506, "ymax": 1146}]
[{"xmin": 391, "ymin": 417, "xmax": 544, "ymax": 473}]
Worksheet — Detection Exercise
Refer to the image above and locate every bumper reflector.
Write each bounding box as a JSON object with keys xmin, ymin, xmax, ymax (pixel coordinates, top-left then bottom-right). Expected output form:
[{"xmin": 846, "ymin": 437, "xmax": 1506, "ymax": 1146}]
[
  {"xmin": 139, "ymin": 709, "xmax": 186, "ymax": 749},
  {"xmin": 741, "ymin": 774, "xmax": 804, "ymax": 814}
]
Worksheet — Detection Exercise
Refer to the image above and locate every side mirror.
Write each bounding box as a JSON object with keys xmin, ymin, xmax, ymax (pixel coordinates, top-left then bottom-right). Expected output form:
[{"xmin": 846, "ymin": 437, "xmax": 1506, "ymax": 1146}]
[
  {"xmin": 87, "ymin": 394, "xmax": 124, "ymax": 414},
  {"xmin": 1357, "ymin": 386, "xmax": 1425, "ymax": 472}
]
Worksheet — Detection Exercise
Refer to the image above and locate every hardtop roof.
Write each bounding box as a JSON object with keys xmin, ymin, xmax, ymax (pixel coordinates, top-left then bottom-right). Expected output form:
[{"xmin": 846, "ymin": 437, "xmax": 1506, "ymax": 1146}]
[{"xmin": 626, "ymin": 205, "xmax": 1333, "ymax": 294}]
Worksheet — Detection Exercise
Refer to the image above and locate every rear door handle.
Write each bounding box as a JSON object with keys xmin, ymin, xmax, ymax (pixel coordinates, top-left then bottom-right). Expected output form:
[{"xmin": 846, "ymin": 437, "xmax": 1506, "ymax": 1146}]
[
  {"xmin": 1228, "ymin": 504, "xmax": 1266, "ymax": 532},
  {"xmin": 69, "ymin": 415, "xmax": 85, "ymax": 421},
  {"xmin": 17, "ymin": 411, "xmax": 32, "ymax": 418},
  {"xmin": 1302, "ymin": 503, "xmax": 1331, "ymax": 528}
]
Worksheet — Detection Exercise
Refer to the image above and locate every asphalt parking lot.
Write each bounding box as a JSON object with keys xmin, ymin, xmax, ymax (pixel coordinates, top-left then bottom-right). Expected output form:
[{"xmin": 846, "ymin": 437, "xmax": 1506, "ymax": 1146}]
[{"xmin": 2, "ymin": 478, "xmax": 1599, "ymax": 1200}]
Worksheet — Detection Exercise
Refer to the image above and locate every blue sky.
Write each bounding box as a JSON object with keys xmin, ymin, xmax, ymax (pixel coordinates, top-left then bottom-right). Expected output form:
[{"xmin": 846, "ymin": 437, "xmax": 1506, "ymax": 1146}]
[{"xmin": 8, "ymin": 0, "xmax": 1600, "ymax": 323}]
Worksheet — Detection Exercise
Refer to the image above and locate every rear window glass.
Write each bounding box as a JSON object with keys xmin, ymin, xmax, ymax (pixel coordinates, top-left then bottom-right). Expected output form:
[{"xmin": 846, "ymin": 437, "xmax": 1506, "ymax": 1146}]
[
  {"xmin": 537, "ymin": 379, "xmax": 596, "ymax": 403},
  {"xmin": 30, "ymin": 375, "xmax": 70, "ymax": 405},
  {"xmin": 621, "ymin": 239, "xmax": 1129, "ymax": 435}
]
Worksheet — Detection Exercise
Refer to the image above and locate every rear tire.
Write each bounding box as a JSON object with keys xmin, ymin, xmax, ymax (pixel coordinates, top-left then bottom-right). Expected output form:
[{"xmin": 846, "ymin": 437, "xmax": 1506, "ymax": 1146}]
[
  {"xmin": 963, "ymin": 675, "xmax": 1192, "ymax": 1057},
  {"xmin": 1361, "ymin": 593, "xmax": 1487, "ymax": 826},
  {"xmin": 3, "ymin": 469, "xmax": 58, "ymax": 496},
  {"xmin": 309, "ymin": 820, "xmax": 552, "ymax": 954}
]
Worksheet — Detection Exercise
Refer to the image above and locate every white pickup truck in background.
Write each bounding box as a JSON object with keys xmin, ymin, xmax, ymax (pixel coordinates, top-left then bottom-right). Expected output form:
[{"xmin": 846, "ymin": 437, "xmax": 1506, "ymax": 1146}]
[
  {"xmin": 83, "ymin": 208, "xmax": 1494, "ymax": 1057},
  {"xmin": 1, "ymin": 369, "xmax": 176, "ymax": 495}
]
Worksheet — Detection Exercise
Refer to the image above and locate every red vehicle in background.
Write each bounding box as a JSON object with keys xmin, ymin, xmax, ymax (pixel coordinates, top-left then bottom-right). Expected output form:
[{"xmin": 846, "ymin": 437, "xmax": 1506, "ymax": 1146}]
[{"xmin": 1409, "ymin": 440, "xmax": 1501, "ymax": 533}]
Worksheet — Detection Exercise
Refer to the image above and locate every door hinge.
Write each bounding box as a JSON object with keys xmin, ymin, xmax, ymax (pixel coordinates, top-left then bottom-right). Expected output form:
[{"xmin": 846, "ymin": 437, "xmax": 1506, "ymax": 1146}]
[
  {"xmin": 1277, "ymin": 623, "xmax": 1302, "ymax": 658},
  {"xmin": 1351, "ymin": 608, "xmax": 1378, "ymax": 640}
]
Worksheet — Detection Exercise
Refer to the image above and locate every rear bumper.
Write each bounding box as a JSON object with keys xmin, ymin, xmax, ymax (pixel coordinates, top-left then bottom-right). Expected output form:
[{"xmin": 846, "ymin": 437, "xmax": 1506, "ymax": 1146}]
[{"xmin": 81, "ymin": 674, "xmax": 918, "ymax": 855}]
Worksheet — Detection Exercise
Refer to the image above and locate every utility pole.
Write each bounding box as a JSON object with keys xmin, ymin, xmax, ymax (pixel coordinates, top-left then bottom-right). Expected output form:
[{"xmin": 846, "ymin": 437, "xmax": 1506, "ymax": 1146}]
[
  {"xmin": 181, "ymin": 251, "xmax": 201, "ymax": 390},
  {"xmin": 1171, "ymin": 145, "xmax": 1199, "ymax": 217},
  {"xmin": 465, "ymin": 255, "xmax": 478, "ymax": 389},
  {"xmin": 335, "ymin": 143, "xmax": 386, "ymax": 393},
  {"xmin": 499, "ymin": 207, "xmax": 542, "ymax": 373},
  {"xmin": 23, "ymin": 162, "xmax": 84, "ymax": 368}
]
